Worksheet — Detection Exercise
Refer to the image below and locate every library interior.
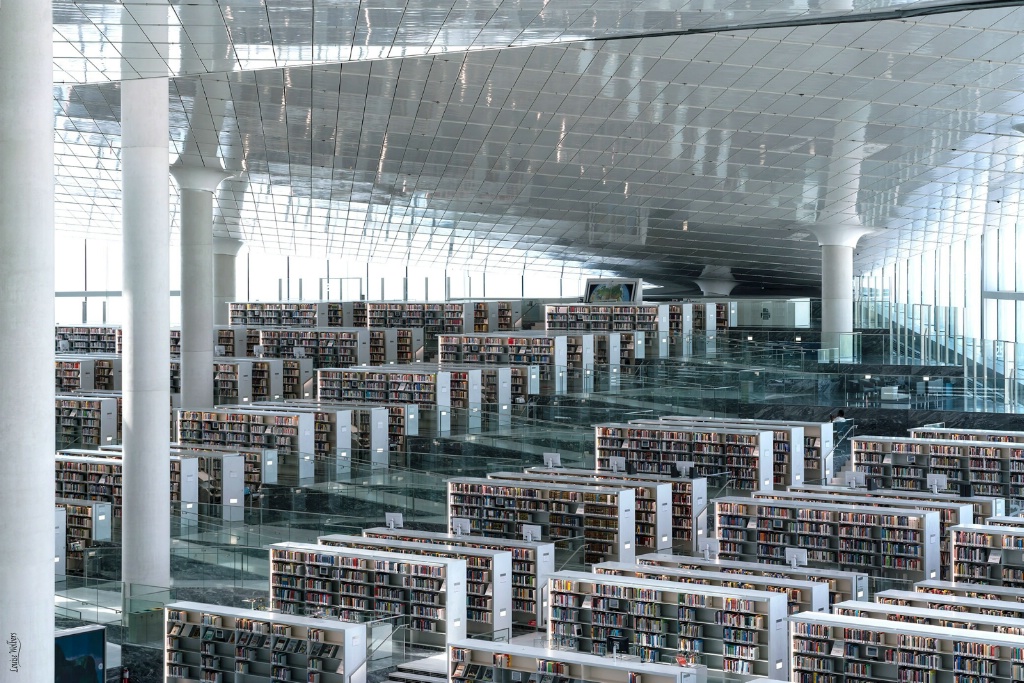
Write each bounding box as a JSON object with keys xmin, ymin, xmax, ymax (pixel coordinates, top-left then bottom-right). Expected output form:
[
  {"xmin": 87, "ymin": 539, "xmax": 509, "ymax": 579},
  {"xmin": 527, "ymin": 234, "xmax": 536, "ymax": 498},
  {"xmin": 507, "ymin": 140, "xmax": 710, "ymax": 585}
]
[{"xmin": 6, "ymin": 1, "xmax": 1024, "ymax": 682}]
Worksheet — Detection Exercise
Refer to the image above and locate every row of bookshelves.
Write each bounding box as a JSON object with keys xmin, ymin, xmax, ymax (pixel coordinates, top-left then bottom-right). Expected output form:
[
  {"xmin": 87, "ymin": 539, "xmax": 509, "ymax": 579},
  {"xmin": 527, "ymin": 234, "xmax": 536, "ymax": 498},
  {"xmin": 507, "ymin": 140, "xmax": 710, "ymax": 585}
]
[{"xmin": 229, "ymin": 301, "xmax": 521, "ymax": 333}]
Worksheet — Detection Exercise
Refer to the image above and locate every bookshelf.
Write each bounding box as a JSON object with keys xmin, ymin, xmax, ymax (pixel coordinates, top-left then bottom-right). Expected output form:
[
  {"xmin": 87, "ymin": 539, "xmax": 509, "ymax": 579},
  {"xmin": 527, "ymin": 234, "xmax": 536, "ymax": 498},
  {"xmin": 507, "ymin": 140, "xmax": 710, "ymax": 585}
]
[
  {"xmin": 984, "ymin": 516, "xmax": 1024, "ymax": 527},
  {"xmin": 437, "ymin": 333, "xmax": 569, "ymax": 394},
  {"xmin": 55, "ymin": 357, "xmax": 97, "ymax": 392},
  {"xmin": 875, "ymin": 588, "xmax": 1024, "ymax": 619},
  {"xmin": 909, "ymin": 426, "xmax": 1024, "ymax": 443},
  {"xmin": 790, "ymin": 484, "xmax": 1006, "ymax": 522},
  {"xmin": 594, "ymin": 423, "xmax": 774, "ymax": 490},
  {"xmin": 751, "ymin": 489, "xmax": 972, "ymax": 580},
  {"xmin": 55, "ymin": 451, "xmax": 199, "ymax": 520},
  {"xmin": 280, "ymin": 399, "xmax": 417, "ymax": 454},
  {"xmin": 447, "ymin": 477, "xmax": 637, "ymax": 565},
  {"xmin": 712, "ymin": 496, "xmax": 942, "ymax": 581},
  {"xmin": 242, "ymin": 358, "xmax": 282, "ymax": 402},
  {"xmin": 850, "ymin": 435, "xmax": 1023, "ymax": 498},
  {"xmin": 544, "ymin": 304, "xmax": 669, "ymax": 336},
  {"xmin": 486, "ymin": 471, "xmax": 673, "ymax": 553},
  {"xmin": 789, "ymin": 611, "xmax": 1024, "ymax": 683},
  {"xmin": 317, "ymin": 534, "xmax": 512, "ymax": 636},
  {"xmin": 594, "ymin": 561, "xmax": 830, "ymax": 616},
  {"xmin": 215, "ymin": 325, "xmax": 248, "ymax": 358},
  {"xmin": 666, "ymin": 304, "xmax": 693, "ymax": 358},
  {"xmin": 170, "ymin": 442, "xmax": 278, "ymax": 489},
  {"xmin": 618, "ymin": 331, "xmax": 645, "ymax": 366},
  {"xmin": 213, "ymin": 359, "xmax": 254, "ymax": 404},
  {"xmin": 282, "ymin": 358, "xmax": 315, "ymax": 399},
  {"xmin": 269, "ymin": 541, "xmax": 467, "ymax": 647},
  {"xmin": 164, "ymin": 601, "xmax": 366, "ymax": 683},
  {"xmin": 522, "ymin": 467, "xmax": 708, "ymax": 554},
  {"xmin": 644, "ymin": 417, "xmax": 805, "ymax": 487},
  {"xmin": 951, "ymin": 523, "xmax": 1024, "ymax": 586},
  {"xmin": 914, "ymin": 579, "xmax": 1024, "ymax": 604},
  {"xmin": 315, "ymin": 366, "xmax": 452, "ymax": 434},
  {"xmin": 228, "ymin": 301, "xmax": 329, "ymax": 327},
  {"xmin": 636, "ymin": 553, "xmax": 869, "ymax": 608},
  {"xmin": 254, "ymin": 328, "xmax": 372, "ymax": 370},
  {"xmin": 176, "ymin": 408, "xmax": 316, "ymax": 461},
  {"xmin": 447, "ymin": 639, "xmax": 707, "ymax": 683},
  {"xmin": 594, "ymin": 332, "xmax": 621, "ymax": 368},
  {"xmin": 835, "ymin": 599, "xmax": 1024, "ymax": 635},
  {"xmin": 55, "ymin": 395, "xmax": 117, "ymax": 448},
  {"xmin": 325, "ymin": 302, "xmax": 368, "ymax": 328},
  {"xmin": 190, "ymin": 450, "xmax": 246, "ymax": 522},
  {"xmin": 496, "ymin": 301, "xmax": 522, "ymax": 331},
  {"xmin": 361, "ymin": 527, "xmax": 555, "ymax": 628},
  {"xmin": 55, "ymin": 498, "xmax": 112, "ymax": 575},
  {"xmin": 546, "ymin": 570, "xmax": 788, "ymax": 675},
  {"xmin": 55, "ymin": 324, "xmax": 121, "ymax": 354}
]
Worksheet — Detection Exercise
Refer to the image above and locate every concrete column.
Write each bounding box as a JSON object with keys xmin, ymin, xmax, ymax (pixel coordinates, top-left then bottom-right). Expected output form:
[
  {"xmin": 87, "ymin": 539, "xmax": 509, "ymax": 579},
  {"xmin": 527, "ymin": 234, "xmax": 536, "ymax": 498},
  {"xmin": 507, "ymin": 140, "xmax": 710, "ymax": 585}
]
[
  {"xmin": 214, "ymin": 237, "xmax": 244, "ymax": 324},
  {"xmin": 810, "ymin": 224, "xmax": 872, "ymax": 350},
  {"xmin": 121, "ymin": 76, "xmax": 172, "ymax": 588},
  {"xmin": 694, "ymin": 265, "xmax": 738, "ymax": 296},
  {"xmin": 171, "ymin": 166, "xmax": 232, "ymax": 408},
  {"xmin": 0, "ymin": 0, "xmax": 55, "ymax": 675}
]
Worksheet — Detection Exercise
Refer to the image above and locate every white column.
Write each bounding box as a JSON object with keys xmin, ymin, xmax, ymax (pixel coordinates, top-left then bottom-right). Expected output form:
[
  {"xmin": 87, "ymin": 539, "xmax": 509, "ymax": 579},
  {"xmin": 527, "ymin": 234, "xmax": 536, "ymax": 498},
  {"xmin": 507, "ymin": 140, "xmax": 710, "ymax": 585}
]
[
  {"xmin": 810, "ymin": 224, "xmax": 872, "ymax": 351},
  {"xmin": 0, "ymin": 0, "xmax": 55, "ymax": 675},
  {"xmin": 214, "ymin": 237, "xmax": 244, "ymax": 325},
  {"xmin": 694, "ymin": 265, "xmax": 738, "ymax": 296},
  {"xmin": 171, "ymin": 166, "xmax": 232, "ymax": 408},
  {"xmin": 121, "ymin": 78, "xmax": 172, "ymax": 588}
]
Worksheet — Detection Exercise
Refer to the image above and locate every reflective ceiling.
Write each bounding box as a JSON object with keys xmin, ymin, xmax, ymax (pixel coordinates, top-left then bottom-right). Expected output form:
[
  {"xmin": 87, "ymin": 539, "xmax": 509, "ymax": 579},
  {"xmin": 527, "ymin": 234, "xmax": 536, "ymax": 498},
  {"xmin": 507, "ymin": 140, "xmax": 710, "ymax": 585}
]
[{"xmin": 51, "ymin": 0, "xmax": 1024, "ymax": 289}]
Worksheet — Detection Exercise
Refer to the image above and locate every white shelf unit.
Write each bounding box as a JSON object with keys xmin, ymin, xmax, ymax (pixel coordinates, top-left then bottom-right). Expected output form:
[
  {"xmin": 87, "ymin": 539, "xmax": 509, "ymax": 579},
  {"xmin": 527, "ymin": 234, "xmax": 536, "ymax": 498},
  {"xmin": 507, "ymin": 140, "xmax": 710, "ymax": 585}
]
[
  {"xmin": 543, "ymin": 304, "xmax": 670, "ymax": 358},
  {"xmin": 636, "ymin": 553, "xmax": 869, "ymax": 608},
  {"xmin": 280, "ymin": 399, "xmax": 418, "ymax": 454},
  {"xmin": 910, "ymin": 426, "xmax": 1024, "ymax": 443},
  {"xmin": 546, "ymin": 570, "xmax": 789, "ymax": 676},
  {"xmin": 282, "ymin": 357, "xmax": 316, "ymax": 399},
  {"xmin": 55, "ymin": 356, "xmax": 98, "ymax": 392},
  {"xmin": 55, "ymin": 324, "xmax": 122, "ymax": 353},
  {"xmin": 496, "ymin": 301, "xmax": 523, "ymax": 331},
  {"xmin": 214, "ymin": 325, "xmax": 248, "ymax": 358},
  {"xmin": 316, "ymin": 366, "xmax": 452, "ymax": 434},
  {"xmin": 253, "ymin": 328, "xmax": 371, "ymax": 369},
  {"xmin": 447, "ymin": 477, "xmax": 637, "ymax": 565},
  {"xmin": 565, "ymin": 334, "xmax": 597, "ymax": 392},
  {"xmin": 189, "ymin": 449, "xmax": 246, "ymax": 522},
  {"xmin": 472, "ymin": 301, "xmax": 498, "ymax": 333},
  {"xmin": 317, "ymin": 534, "xmax": 512, "ymax": 637},
  {"xmin": 248, "ymin": 357, "xmax": 283, "ymax": 402},
  {"xmin": 239, "ymin": 402, "xmax": 370, "ymax": 476},
  {"xmin": 667, "ymin": 303, "xmax": 694, "ymax": 358},
  {"xmin": 951, "ymin": 523, "xmax": 1024, "ymax": 587},
  {"xmin": 448, "ymin": 639, "xmax": 707, "ymax": 683},
  {"xmin": 55, "ymin": 498, "xmax": 112, "ymax": 575},
  {"xmin": 486, "ymin": 471, "xmax": 673, "ymax": 553},
  {"xmin": 269, "ymin": 541, "xmax": 467, "ymax": 647},
  {"xmin": 643, "ymin": 417, "xmax": 805, "ymax": 488},
  {"xmin": 874, "ymin": 588, "xmax": 1024, "ymax": 619},
  {"xmin": 984, "ymin": 515, "xmax": 1024, "ymax": 526},
  {"xmin": 212, "ymin": 359, "xmax": 254, "ymax": 405},
  {"xmin": 164, "ymin": 601, "xmax": 367, "ymax": 683},
  {"xmin": 177, "ymin": 408, "xmax": 315, "ymax": 460},
  {"xmin": 360, "ymin": 527, "xmax": 555, "ymax": 628},
  {"xmin": 55, "ymin": 395, "xmax": 118, "ymax": 448},
  {"xmin": 618, "ymin": 331, "xmax": 645, "ymax": 366},
  {"xmin": 228, "ymin": 301, "xmax": 330, "ymax": 327},
  {"xmin": 834, "ymin": 599, "xmax": 1024, "ymax": 635},
  {"xmin": 326, "ymin": 302, "xmax": 368, "ymax": 328},
  {"xmin": 594, "ymin": 561, "xmax": 830, "ymax": 616},
  {"xmin": 594, "ymin": 331, "xmax": 621, "ymax": 368},
  {"xmin": 713, "ymin": 496, "xmax": 942, "ymax": 582},
  {"xmin": 790, "ymin": 484, "xmax": 1006, "ymax": 522},
  {"xmin": 55, "ymin": 451, "xmax": 199, "ymax": 521},
  {"xmin": 170, "ymin": 442, "xmax": 278, "ymax": 489},
  {"xmin": 594, "ymin": 423, "xmax": 774, "ymax": 490},
  {"xmin": 54, "ymin": 507, "xmax": 66, "ymax": 577},
  {"xmin": 914, "ymin": 579, "xmax": 1024, "ymax": 604},
  {"xmin": 751, "ymin": 489, "xmax": 973, "ymax": 581},
  {"xmin": 437, "ymin": 333, "xmax": 568, "ymax": 394},
  {"xmin": 522, "ymin": 467, "xmax": 708, "ymax": 554},
  {"xmin": 850, "ymin": 435, "xmax": 1023, "ymax": 498},
  {"xmin": 789, "ymin": 611, "xmax": 1024, "ymax": 683}
]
